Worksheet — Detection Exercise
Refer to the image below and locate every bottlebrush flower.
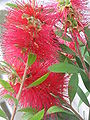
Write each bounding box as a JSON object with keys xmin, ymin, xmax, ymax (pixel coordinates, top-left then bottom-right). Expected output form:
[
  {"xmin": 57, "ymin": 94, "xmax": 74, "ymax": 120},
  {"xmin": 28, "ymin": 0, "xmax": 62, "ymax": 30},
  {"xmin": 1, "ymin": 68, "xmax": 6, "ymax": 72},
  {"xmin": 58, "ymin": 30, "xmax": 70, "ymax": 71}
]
[
  {"xmin": 55, "ymin": 0, "xmax": 88, "ymax": 45},
  {"xmin": 1, "ymin": 43, "xmax": 68, "ymax": 110},
  {"xmin": 1, "ymin": 42, "xmax": 68, "ymax": 110},
  {"xmin": 2, "ymin": 0, "xmax": 59, "ymax": 61},
  {"xmin": 11, "ymin": 60, "xmax": 67, "ymax": 110},
  {"xmin": 70, "ymin": 0, "xmax": 88, "ymax": 11},
  {"xmin": 70, "ymin": 0, "xmax": 90, "ymax": 25},
  {"xmin": 1, "ymin": 0, "xmax": 68, "ymax": 111}
]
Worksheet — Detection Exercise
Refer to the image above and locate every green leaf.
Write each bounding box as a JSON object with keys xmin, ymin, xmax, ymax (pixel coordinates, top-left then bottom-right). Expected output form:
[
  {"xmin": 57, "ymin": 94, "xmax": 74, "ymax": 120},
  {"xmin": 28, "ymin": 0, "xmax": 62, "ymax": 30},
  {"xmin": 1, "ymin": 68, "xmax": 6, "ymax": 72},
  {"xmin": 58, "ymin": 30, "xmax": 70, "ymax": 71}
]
[
  {"xmin": 58, "ymin": 52, "xmax": 74, "ymax": 64},
  {"xmin": 20, "ymin": 107, "xmax": 37, "ymax": 120},
  {"xmin": 0, "ymin": 61, "xmax": 21, "ymax": 83},
  {"xmin": 80, "ymin": 46, "xmax": 88, "ymax": 56},
  {"xmin": 50, "ymin": 93, "xmax": 66, "ymax": 105},
  {"xmin": 84, "ymin": 27, "xmax": 90, "ymax": 49},
  {"xmin": 47, "ymin": 106, "xmax": 72, "ymax": 115},
  {"xmin": 77, "ymin": 86, "xmax": 89, "ymax": 106},
  {"xmin": 80, "ymin": 70, "xmax": 90, "ymax": 92},
  {"xmin": 85, "ymin": 56, "xmax": 90, "ymax": 65},
  {"xmin": 55, "ymin": 30, "xmax": 72, "ymax": 42},
  {"xmin": 60, "ymin": 44, "xmax": 76, "ymax": 56},
  {"xmin": 3, "ymin": 94, "xmax": 18, "ymax": 106},
  {"xmin": 28, "ymin": 53, "xmax": 37, "ymax": 66},
  {"xmin": 30, "ymin": 109, "xmax": 44, "ymax": 120},
  {"xmin": 0, "ymin": 10, "xmax": 8, "ymax": 24},
  {"xmin": 68, "ymin": 74, "xmax": 79, "ymax": 103},
  {"xmin": 48, "ymin": 63, "xmax": 80, "ymax": 73},
  {"xmin": 27, "ymin": 72, "xmax": 50, "ymax": 88},
  {"xmin": 0, "ymin": 65, "xmax": 9, "ymax": 74},
  {"xmin": 57, "ymin": 112, "xmax": 79, "ymax": 120},
  {"xmin": 75, "ymin": 56, "xmax": 83, "ymax": 69},
  {"xmin": 0, "ymin": 61, "xmax": 16, "ymax": 74},
  {"xmin": 0, "ymin": 78, "xmax": 14, "ymax": 93},
  {"xmin": 18, "ymin": 107, "xmax": 37, "ymax": 113},
  {"xmin": 0, "ymin": 109, "xmax": 7, "ymax": 119},
  {"xmin": 6, "ymin": 3, "xmax": 18, "ymax": 9},
  {"xmin": 22, "ymin": 112, "xmax": 34, "ymax": 120},
  {"xmin": 78, "ymin": 91, "xmax": 89, "ymax": 109}
]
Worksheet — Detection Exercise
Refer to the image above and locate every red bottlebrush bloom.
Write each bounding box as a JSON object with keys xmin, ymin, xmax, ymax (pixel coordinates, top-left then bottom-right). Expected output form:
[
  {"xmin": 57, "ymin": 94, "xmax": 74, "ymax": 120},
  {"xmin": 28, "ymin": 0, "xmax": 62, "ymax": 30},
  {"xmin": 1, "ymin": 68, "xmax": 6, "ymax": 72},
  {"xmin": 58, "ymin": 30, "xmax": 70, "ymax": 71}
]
[
  {"xmin": 70, "ymin": 0, "xmax": 88, "ymax": 11},
  {"xmin": 70, "ymin": 0, "xmax": 90, "ymax": 25},
  {"xmin": 1, "ymin": 0, "xmax": 68, "ymax": 110},
  {"xmin": 11, "ymin": 60, "xmax": 67, "ymax": 110},
  {"xmin": 1, "ymin": 44, "xmax": 67, "ymax": 110},
  {"xmin": 55, "ymin": 0, "xmax": 89, "ymax": 45},
  {"xmin": 2, "ymin": 0, "xmax": 59, "ymax": 61},
  {"xmin": 1, "ymin": 42, "xmax": 67, "ymax": 109}
]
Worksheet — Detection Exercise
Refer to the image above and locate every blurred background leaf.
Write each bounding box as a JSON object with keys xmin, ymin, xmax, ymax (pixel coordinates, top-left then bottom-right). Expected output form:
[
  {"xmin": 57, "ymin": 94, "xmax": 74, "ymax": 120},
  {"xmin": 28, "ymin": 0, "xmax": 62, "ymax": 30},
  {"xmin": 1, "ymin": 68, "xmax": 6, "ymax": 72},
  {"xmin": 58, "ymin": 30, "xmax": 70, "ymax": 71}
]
[{"xmin": 0, "ymin": 10, "xmax": 8, "ymax": 35}]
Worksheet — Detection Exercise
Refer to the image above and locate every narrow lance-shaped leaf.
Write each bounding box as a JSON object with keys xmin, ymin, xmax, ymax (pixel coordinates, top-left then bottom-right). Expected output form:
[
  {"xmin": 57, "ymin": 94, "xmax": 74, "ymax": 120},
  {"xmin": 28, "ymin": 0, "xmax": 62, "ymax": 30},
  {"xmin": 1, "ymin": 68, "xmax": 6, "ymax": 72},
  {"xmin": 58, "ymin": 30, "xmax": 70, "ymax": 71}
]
[
  {"xmin": 0, "ymin": 109, "xmax": 7, "ymax": 119},
  {"xmin": 84, "ymin": 27, "xmax": 90, "ymax": 49},
  {"xmin": 77, "ymin": 86, "xmax": 89, "ymax": 106},
  {"xmin": 0, "ymin": 64, "xmax": 8, "ymax": 74},
  {"xmin": 30, "ymin": 109, "xmax": 45, "ymax": 120},
  {"xmin": 0, "ymin": 61, "xmax": 21, "ymax": 82},
  {"xmin": 27, "ymin": 73, "xmax": 50, "ymax": 88},
  {"xmin": 6, "ymin": 3, "xmax": 18, "ymax": 9},
  {"xmin": 19, "ymin": 107, "xmax": 37, "ymax": 120},
  {"xmin": 80, "ymin": 46, "xmax": 88, "ymax": 56},
  {"xmin": 75, "ymin": 56, "xmax": 83, "ymax": 69},
  {"xmin": 0, "ymin": 61, "xmax": 16, "ymax": 74},
  {"xmin": 28, "ymin": 53, "xmax": 37, "ymax": 66},
  {"xmin": 50, "ymin": 93, "xmax": 66, "ymax": 105},
  {"xmin": 78, "ymin": 91, "xmax": 90, "ymax": 109},
  {"xmin": 85, "ymin": 56, "xmax": 90, "ymax": 65},
  {"xmin": 0, "ymin": 78, "xmax": 14, "ymax": 93},
  {"xmin": 48, "ymin": 62, "xmax": 80, "ymax": 74},
  {"xmin": 80, "ymin": 70, "xmax": 90, "ymax": 92},
  {"xmin": 68, "ymin": 74, "xmax": 79, "ymax": 103},
  {"xmin": 60, "ymin": 44, "xmax": 76, "ymax": 56},
  {"xmin": 18, "ymin": 107, "xmax": 37, "ymax": 113},
  {"xmin": 3, "ymin": 94, "xmax": 18, "ymax": 106},
  {"xmin": 47, "ymin": 105, "xmax": 79, "ymax": 120},
  {"xmin": 55, "ymin": 30, "xmax": 72, "ymax": 42},
  {"xmin": 57, "ymin": 112, "xmax": 79, "ymax": 120},
  {"xmin": 22, "ymin": 112, "xmax": 34, "ymax": 120},
  {"xmin": 58, "ymin": 52, "xmax": 74, "ymax": 64},
  {"xmin": 47, "ymin": 106, "xmax": 72, "ymax": 115}
]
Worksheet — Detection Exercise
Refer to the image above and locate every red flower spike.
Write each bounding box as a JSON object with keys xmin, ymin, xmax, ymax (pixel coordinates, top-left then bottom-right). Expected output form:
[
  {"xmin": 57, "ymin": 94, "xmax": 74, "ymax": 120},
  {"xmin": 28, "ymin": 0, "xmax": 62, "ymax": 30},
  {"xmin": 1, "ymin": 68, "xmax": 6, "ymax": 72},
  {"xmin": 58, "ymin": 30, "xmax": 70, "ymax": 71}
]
[
  {"xmin": 55, "ymin": 0, "xmax": 89, "ymax": 45},
  {"xmin": 12, "ymin": 60, "xmax": 67, "ymax": 110},
  {"xmin": 1, "ymin": 0, "xmax": 68, "ymax": 111},
  {"xmin": 70, "ymin": 0, "xmax": 88, "ymax": 11},
  {"xmin": 2, "ymin": 0, "xmax": 59, "ymax": 61},
  {"xmin": 1, "ymin": 53, "xmax": 68, "ymax": 110}
]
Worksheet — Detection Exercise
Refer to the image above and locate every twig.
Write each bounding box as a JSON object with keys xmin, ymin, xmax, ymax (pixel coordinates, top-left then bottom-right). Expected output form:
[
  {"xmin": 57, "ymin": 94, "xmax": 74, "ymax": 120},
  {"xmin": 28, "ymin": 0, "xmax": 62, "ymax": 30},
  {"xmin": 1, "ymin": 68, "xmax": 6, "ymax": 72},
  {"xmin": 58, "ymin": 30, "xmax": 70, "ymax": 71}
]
[
  {"xmin": 69, "ymin": 104, "xmax": 84, "ymax": 120},
  {"xmin": 64, "ymin": 100, "xmax": 84, "ymax": 120},
  {"xmin": 10, "ymin": 60, "xmax": 28, "ymax": 120},
  {"xmin": 76, "ymin": 43, "xmax": 89, "ymax": 80},
  {"xmin": 56, "ymin": 96, "xmax": 84, "ymax": 120},
  {"xmin": 11, "ymin": 1, "xmax": 36, "ymax": 119}
]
